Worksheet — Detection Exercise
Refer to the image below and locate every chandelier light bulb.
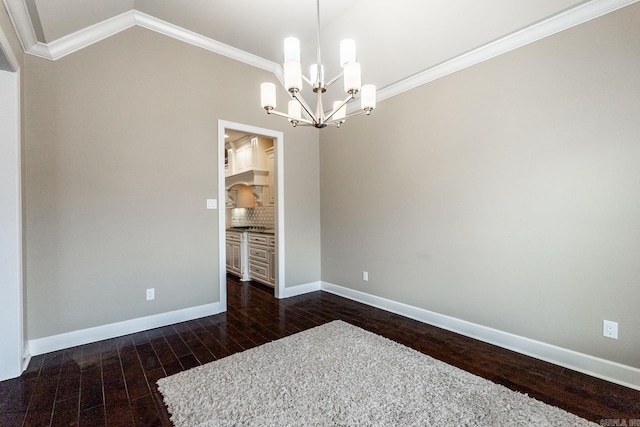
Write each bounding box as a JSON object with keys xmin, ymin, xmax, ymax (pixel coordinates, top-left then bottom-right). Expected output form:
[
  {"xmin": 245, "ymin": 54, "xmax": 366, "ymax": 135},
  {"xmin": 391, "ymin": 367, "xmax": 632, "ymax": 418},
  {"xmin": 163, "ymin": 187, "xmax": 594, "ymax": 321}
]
[
  {"xmin": 343, "ymin": 62, "xmax": 361, "ymax": 93},
  {"xmin": 260, "ymin": 82, "xmax": 276, "ymax": 109},
  {"xmin": 340, "ymin": 39, "xmax": 356, "ymax": 67},
  {"xmin": 283, "ymin": 61, "xmax": 302, "ymax": 92},
  {"xmin": 361, "ymin": 84, "xmax": 377, "ymax": 111},
  {"xmin": 284, "ymin": 37, "xmax": 300, "ymax": 62},
  {"xmin": 310, "ymin": 64, "xmax": 325, "ymax": 85}
]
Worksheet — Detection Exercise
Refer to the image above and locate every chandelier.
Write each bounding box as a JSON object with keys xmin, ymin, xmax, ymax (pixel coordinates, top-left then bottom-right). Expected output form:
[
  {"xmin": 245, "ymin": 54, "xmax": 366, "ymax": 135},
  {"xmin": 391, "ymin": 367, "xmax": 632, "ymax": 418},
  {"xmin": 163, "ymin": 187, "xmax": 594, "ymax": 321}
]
[{"xmin": 260, "ymin": 0, "xmax": 376, "ymax": 128}]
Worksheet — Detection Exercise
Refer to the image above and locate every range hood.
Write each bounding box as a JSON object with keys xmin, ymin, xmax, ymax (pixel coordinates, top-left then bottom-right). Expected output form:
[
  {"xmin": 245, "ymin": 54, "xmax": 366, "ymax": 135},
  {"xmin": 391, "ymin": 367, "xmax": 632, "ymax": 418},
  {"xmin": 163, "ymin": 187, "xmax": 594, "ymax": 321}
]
[
  {"xmin": 225, "ymin": 169, "xmax": 269, "ymax": 189},
  {"xmin": 225, "ymin": 169, "xmax": 269, "ymax": 206}
]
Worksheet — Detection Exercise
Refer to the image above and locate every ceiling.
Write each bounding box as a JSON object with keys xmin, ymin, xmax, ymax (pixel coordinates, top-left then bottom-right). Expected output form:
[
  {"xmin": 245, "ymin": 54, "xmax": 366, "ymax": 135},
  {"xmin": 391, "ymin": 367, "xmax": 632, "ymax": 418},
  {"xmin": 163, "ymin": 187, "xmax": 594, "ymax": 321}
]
[{"xmin": 4, "ymin": 0, "xmax": 637, "ymax": 96}]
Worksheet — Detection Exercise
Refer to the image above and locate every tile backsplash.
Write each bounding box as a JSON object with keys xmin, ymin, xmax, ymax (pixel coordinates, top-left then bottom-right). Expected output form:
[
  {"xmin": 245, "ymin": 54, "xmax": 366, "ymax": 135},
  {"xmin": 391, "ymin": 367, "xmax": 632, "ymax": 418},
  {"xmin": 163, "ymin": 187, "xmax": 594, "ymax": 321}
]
[{"xmin": 228, "ymin": 206, "xmax": 274, "ymax": 228}]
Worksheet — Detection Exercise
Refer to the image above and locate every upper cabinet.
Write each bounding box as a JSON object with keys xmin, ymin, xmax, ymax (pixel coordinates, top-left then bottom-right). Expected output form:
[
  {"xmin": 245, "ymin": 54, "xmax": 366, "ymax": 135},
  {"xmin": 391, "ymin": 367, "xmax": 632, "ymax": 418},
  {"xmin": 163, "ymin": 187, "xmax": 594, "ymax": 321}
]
[
  {"xmin": 234, "ymin": 143, "xmax": 253, "ymax": 173},
  {"xmin": 264, "ymin": 146, "xmax": 275, "ymax": 206},
  {"xmin": 225, "ymin": 135, "xmax": 275, "ymax": 207},
  {"xmin": 227, "ymin": 136, "xmax": 272, "ymax": 176}
]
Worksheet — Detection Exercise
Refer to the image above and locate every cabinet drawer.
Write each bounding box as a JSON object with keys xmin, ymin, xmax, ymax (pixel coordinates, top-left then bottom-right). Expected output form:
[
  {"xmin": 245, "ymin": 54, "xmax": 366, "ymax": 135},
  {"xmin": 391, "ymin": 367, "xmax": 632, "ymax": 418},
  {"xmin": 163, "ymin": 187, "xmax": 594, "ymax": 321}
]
[
  {"xmin": 249, "ymin": 246, "xmax": 268, "ymax": 261},
  {"xmin": 226, "ymin": 232, "xmax": 241, "ymax": 242},
  {"xmin": 249, "ymin": 261, "xmax": 268, "ymax": 281},
  {"xmin": 248, "ymin": 234, "xmax": 268, "ymax": 245}
]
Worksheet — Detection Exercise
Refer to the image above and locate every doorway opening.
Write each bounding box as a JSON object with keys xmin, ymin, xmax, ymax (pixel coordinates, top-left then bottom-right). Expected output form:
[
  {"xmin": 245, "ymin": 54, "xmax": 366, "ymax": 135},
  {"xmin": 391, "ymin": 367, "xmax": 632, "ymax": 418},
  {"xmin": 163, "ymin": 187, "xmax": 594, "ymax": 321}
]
[{"xmin": 218, "ymin": 120, "xmax": 285, "ymax": 308}]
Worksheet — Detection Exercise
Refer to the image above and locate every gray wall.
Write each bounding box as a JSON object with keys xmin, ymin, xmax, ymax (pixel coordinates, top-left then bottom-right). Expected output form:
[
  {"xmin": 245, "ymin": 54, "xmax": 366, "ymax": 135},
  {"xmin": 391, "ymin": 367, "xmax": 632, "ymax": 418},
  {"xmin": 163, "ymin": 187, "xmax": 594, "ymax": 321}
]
[
  {"xmin": 24, "ymin": 26, "xmax": 320, "ymax": 339},
  {"xmin": 320, "ymin": 4, "xmax": 640, "ymax": 368}
]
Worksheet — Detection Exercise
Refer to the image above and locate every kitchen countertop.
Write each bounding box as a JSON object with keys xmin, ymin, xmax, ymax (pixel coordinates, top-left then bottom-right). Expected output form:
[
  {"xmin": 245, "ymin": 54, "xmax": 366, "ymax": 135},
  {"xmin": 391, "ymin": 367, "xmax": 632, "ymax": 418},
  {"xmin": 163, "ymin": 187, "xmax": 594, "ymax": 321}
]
[
  {"xmin": 226, "ymin": 227, "xmax": 274, "ymax": 235},
  {"xmin": 249, "ymin": 229, "xmax": 274, "ymax": 235}
]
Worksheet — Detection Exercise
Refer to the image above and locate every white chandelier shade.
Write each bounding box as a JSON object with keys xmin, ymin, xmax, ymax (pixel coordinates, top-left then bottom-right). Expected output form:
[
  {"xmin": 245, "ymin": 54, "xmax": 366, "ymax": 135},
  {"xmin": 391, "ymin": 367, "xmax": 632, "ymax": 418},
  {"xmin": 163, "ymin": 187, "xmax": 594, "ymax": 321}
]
[{"xmin": 260, "ymin": 0, "xmax": 376, "ymax": 129}]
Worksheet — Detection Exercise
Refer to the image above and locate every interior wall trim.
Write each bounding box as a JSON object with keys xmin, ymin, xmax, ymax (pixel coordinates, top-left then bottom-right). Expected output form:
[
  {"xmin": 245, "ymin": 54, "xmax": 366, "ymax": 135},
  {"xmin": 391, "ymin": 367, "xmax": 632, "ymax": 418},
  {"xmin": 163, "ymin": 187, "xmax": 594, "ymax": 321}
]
[
  {"xmin": 0, "ymin": 10, "xmax": 20, "ymax": 71},
  {"xmin": 22, "ymin": 343, "xmax": 30, "ymax": 372},
  {"xmin": 2, "ymin": 0, "xmax": 37, "ymax": 55},
  {"xmin": 282, "ymin": 281, "xmax": 322, "ymax": 298},
  {"xmin": 25, "ymin": 302, "xmax": 224, "ymax": 358},
  {"xmin": 320, "ymin": 281, "xmax": 640, "ymax": 392},
  {"xmin": 4, "ymin": 0, "xmax": 637, "ymax": 99},
  {"xmin": 45, "ymin": 10, "xmax": 136, "ymax": 60},
  {"xmin": 1, "ymin": 1, "xmax": 279, "ymax": 73},
  {"xmin": 0, "ymin": 60, "xmax": 23, "ymax": 382},
  {"xmin": 376, "ymin": 0, "xmax": 640, "ymax": 103},
  {"xmin": 133, "ymin": 11, "xmax": 277, "ymax": 73},
  {"xmin": 218, "ymin": 120, "xmax": 287, "ymax": 300}
]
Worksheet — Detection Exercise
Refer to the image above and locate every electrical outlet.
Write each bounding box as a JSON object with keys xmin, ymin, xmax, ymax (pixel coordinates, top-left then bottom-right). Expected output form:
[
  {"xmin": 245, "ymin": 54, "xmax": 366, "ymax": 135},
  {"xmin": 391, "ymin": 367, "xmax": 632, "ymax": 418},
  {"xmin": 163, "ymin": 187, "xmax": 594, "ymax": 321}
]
[
  {"xmin": 146, "ymin": 288, "xmax": 155, "ymax": 301},
  {"xmin": 603, "ymin": 320, "xmax": 618, "ymax": 339},
  {"xmin": 362, "ymin": 271, "xmax": 368, "ymax": 281}
]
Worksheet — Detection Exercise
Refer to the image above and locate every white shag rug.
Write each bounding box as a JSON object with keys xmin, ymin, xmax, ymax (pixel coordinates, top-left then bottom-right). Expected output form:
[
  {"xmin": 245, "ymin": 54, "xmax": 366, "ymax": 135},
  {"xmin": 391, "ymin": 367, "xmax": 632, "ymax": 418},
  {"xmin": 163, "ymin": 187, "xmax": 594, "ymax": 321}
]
[{"xmin": 157, "ymin": 320, "xmax": 596, "ymax": 426}]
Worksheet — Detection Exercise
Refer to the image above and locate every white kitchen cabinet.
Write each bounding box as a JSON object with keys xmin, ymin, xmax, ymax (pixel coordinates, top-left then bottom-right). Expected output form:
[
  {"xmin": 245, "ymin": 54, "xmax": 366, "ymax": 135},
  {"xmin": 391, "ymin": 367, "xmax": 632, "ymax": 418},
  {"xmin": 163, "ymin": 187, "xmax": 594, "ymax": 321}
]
[
  {"xmin": 225, "ymin": 240, "xmax": 240, "ymax": 275},
  {"xmin": 248, "ymin": 232, "xmax": 275, "ymax": 287},
  {"xmin": 235, "ymin": 144, "xmax": 251, "ymax": 173},
  {"xmin": 226, "ymin": 231, "xmax": 249, "ymax": 281},
  {"xmin": 227, "ymin": 137, "xmax": 273, "ymax": 174},
  {"xmin": 225, "ymin": 136, "xmax": 274, "ymax": 207},
  {"xmin": 231, "ymin": 137, "xmax": 266, "ymax": 174},
  {"xmin": 268, "ymin": 236, "xmax": 276, "ymax": 284},
  {"xmin": 264, "ymin": 146, "xmax": 275, "ymax": 206}
]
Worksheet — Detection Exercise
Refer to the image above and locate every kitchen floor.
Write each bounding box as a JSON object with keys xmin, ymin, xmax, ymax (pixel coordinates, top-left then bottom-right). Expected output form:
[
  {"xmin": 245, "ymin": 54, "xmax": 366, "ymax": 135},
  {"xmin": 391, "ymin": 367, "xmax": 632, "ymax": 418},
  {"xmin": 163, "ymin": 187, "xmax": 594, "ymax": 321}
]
[{"xmin": 1, "ymin": 276, "xmax": 638, "ymax": 425}]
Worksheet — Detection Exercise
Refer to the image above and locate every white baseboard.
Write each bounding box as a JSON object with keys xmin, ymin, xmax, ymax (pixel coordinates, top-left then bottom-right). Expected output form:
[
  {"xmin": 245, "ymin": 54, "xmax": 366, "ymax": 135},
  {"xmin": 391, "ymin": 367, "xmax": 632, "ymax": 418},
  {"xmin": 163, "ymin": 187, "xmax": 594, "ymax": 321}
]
[
  {"xmin": 22, "ymin": 280, "xmax": 640, "ymax": 391},
  {"xmin": 26, "ymin": 302, "xmax": 224, "ymax": 357},
  {"xmin": 281, "ymin": 281, "xmax": 322, "ymax": 298},
  {"xmin": 22, "ymin": 343, "xmax": 31, "ymax": 373},
  {"xmin": 321, "ymin": 281, "xmax": 640, "ymax": 391}
]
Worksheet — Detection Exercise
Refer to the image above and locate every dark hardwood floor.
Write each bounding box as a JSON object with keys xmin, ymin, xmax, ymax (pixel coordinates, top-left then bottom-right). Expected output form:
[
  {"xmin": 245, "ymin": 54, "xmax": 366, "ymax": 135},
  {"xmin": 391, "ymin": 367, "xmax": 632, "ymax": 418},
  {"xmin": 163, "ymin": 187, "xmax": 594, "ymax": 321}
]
[{"xmin": 1, "ymin": 275, "xmax": 638, "ymax": 426}]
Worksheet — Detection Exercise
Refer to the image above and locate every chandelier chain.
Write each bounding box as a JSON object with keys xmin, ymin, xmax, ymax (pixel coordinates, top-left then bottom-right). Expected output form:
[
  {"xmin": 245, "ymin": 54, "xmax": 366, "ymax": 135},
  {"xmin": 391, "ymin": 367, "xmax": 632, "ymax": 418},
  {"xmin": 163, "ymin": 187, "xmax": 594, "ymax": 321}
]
[{"xmin": 316, "ymin": 0, "xmax": 322, "ymax": 68}]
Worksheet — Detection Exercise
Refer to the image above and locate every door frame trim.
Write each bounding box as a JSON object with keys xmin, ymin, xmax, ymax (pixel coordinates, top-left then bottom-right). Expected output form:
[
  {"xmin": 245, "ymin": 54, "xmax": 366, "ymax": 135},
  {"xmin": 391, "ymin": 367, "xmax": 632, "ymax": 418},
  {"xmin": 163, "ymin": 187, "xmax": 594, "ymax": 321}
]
[
  {"xmin": 218, "ymin": 120, "xmax": 285, "ymax": 306},
  {"xmin": 0, "ymin": 23, "xmax": 24, "ymax": 380}
]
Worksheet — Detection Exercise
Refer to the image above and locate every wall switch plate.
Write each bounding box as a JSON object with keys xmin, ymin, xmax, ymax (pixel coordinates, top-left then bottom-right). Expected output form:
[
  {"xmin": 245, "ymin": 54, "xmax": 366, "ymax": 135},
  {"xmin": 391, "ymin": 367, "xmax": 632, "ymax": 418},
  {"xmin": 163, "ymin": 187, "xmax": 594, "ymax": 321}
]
[
  {"xmin": 146, "ymin": 288, "xmax": 155, "ymax": 301},
  {"xmin": 206, "ymin": 199, "xmax": 217, "ymax": 209},
  {"xmin": 603, "ymin": 320, "xmax": 618, "ymax": 339},
  {"xmin": 362, "ymin": 271, "xmax": 369, "ymax": 281}
]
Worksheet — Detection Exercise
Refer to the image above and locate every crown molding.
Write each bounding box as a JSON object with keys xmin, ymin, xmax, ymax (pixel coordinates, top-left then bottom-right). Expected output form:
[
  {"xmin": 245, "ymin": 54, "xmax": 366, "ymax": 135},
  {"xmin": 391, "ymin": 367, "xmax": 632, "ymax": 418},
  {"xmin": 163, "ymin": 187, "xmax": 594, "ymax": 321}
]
[
  {"xmin": 46, "ymin": 10, "xmax": 136, "ymax": 60},
  {"xmin": 0, "ymin": 8, "xmax": 21, "ymax": 71},
  {"xmin": 2, "ymin": 0, "xmax": 38, "ymax": 54},
  {"xmin": 377, "ymin": 0, "xmax": 640, "ymax": 103},
  {"xmin": 3, "ymin": 0, "xmax": 638, "ymax": 100},
  {"xmin": 133, "ymin": 11, "xmax": 278, "ymax": 73},
  {"xmin": 1, "ymin": 1, "xmax": 279, "ymax": 72}
]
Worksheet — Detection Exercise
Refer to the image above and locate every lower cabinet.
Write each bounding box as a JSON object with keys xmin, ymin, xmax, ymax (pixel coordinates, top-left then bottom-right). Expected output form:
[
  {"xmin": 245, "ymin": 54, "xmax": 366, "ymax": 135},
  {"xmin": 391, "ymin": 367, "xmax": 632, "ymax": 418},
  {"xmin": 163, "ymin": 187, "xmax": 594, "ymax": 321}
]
[
  {"xmin": 226, "ymin": 240, "xmax": 241, "ymax": 275},
  {"xmin": 248, "ymin": 233, "xmax": 275, "ymax": 287},
  {"xmin": 226, "ymin": 231, "xmax": 249, "ymax": 281},
  {"xmin": 268, "ymin": 236, "xmax": 276, "ymax": 284}
]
